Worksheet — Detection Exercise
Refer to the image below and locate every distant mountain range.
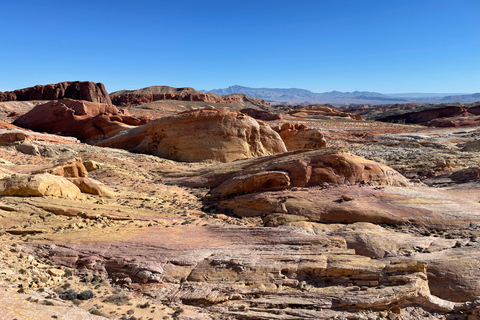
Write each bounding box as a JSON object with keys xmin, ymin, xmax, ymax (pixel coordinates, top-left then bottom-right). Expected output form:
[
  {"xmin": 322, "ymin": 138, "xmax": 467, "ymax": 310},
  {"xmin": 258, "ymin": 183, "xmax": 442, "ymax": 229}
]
[{"xmin": 202, "ymin": 85, "xmax": 479, "ymax": 106}]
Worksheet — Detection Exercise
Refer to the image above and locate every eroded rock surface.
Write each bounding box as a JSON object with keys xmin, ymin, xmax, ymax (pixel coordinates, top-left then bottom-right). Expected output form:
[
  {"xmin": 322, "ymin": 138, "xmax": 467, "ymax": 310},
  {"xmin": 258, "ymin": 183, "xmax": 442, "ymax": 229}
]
[
  {"xmin": 1, "ymin": 102, "xmax": 480, "ymax": 320},
  {"xmin": 96, "ymin": 108, "xmax": 287, "ymax": 162}
]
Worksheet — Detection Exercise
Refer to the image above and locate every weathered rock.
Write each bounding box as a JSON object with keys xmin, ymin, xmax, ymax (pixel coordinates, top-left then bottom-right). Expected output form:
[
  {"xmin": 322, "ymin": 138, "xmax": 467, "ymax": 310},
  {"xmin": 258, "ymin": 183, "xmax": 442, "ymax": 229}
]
[
  {"xmin": 0, "ymin": 173, "xmax": 84, "ymax": 199},
  {"xmin": 69, "ymin": 177, "xmax": 115, "ymax": 198},
  {"xmin": 209, "ymin": 171, "xmax": 291, "ymax": 198},
  {"xmin": 96, "ymin": 108, "xmax": 287, "ymax": 162},
  {"xmin": 0, "ymin": 127, "xmax": 80, "ymax": 146},
  {"xmin": 408, "ymin": 247, "xmax": 480, "ymax": 302},
  {"xmin": 174, "ymin": 149, "xmax": 410, "ymax": 190},
  {"xmin": 275, "ymin": 123, "xmax": 327, "ymax": 151},
  {"xmin": 0, "ymin": 81, "xmax": 112, "ymax": 104},
  {"xmin": 13, "ymin": 99, "xmax": 148, "ymax": 142},
  {"xmin": 33, "ymin": 158, "xmax": 88, "ymax": 178},
  {"xmin": 240, "ymin": 108, "xmax": 282, "ymax": 121}
]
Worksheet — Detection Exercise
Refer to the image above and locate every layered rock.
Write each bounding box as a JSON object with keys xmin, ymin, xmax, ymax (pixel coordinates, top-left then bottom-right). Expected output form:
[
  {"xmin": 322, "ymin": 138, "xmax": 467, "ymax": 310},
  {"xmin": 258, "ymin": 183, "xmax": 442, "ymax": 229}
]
[
  {"xmin": 274, "ymin": 123, "xmax": 326, "ymax": 151},
  {"xmin": 110, "ymin": 86, "xmax": 270, "ymax": 109},
  {"xmin": 96, "ymin": 108, "xmax": 287, "ymax": 162},
  {"xmin": 13, "ymin": 99, "xmax": 149, "ymax": 142},
  {"xmin": 0, "ymin": 81, "xmax": 112, "ymax": 104}
]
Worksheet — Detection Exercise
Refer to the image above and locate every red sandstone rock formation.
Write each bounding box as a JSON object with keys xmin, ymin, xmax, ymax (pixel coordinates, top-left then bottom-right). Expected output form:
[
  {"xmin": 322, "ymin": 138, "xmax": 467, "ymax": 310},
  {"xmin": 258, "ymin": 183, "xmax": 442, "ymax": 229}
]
[
  {"xmin": 96, "ymin": 108, "xmax": 287, "ymax": 162},
  {"xmin": 110, "ymin": 86, "xmax": 270, "ymax": 108},
  {"xmin": 0, "ymin": 81, "xmax": 112, "ymax": 104},
  {"xmin": 12, "ymin": 99, "xmax": 149, "ymax": 142}
]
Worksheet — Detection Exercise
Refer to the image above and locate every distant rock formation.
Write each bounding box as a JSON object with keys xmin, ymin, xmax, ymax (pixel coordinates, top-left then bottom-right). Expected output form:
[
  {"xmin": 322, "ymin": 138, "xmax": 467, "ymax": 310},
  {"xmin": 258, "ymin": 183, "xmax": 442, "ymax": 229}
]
[
  {"xmin": 13, "ymin": 99, "xmax": 149, "ymax": 142},
  {"xmin": 110, "ymin": 86, "xmax": 270, "ymax": 109},
  {"xmin": 0, "ymin": 81, "xmax": 112, "ymax": 104},
  {"xmin": 96, "ymin": 108, "xmax": 287, "ymax": 162},
  {"xmin": 239, "ymin": 108, "xmax": 282, "ymax": 121},
  {"xmin": 288, "ymin": 105, "xmax": 363, "ymax": 120},
  {"xmin": 378, "ymin": 104, "xmax": 480, "ymax": 127}
]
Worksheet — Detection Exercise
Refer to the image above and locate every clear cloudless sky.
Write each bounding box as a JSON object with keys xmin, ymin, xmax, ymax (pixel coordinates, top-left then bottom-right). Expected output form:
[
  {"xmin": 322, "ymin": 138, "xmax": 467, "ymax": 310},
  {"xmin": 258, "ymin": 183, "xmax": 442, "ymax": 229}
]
[{"xmin": 0, "ymin": 0, "xmax": 479, "ymax": 94}]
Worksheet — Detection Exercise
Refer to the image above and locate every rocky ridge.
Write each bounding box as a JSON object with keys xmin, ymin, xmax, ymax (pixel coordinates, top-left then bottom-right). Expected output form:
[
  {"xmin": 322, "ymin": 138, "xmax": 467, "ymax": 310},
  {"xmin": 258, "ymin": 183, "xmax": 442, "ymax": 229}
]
[
  {"xmin": 110, "ymin": 86, "xmax": 270, "ymax": 109},
  {"xmin": 0, "ymin": 81, "xmax": 112, "ymax": 104}
]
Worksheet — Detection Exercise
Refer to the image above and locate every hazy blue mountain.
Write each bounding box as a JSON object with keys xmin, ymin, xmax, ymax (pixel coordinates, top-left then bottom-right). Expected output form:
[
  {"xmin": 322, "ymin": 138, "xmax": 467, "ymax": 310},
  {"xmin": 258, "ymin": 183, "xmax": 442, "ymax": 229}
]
[
  {"xmin": 203, "ymin": 85, "xmax": 479, "ymax": 105},
  {"xmin": 440, "ymin": 93, "xmax": 480, "ymax": 102},
  {"xmin": 203, "ymin": 85, "xmax": 402, "ymax": 102},
  {"xmin": 386, "ymin": 93, "xmax": 468, "ymax": 98}
]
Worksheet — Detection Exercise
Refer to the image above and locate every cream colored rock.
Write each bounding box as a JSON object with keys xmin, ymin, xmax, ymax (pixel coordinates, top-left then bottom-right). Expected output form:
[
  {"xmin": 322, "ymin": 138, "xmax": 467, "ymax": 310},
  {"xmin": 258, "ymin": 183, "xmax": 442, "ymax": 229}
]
[
  {"xmin": 275, "ymin": 123, "xmax": 327, "ymax": 151},
  {"xmin": 33, "ymin": 158, "xmax": 88, "ymax": 178},
  {"xmin": 96, "ymin": 108, "xmax": 287, "ymax": 162},
  {"xmin": 69, "ymin": 177, "xmax": 115, "ymax": 198},
  {"xmin": 0, "ymin": 173, "xmax": 84, "ymax": 199}
]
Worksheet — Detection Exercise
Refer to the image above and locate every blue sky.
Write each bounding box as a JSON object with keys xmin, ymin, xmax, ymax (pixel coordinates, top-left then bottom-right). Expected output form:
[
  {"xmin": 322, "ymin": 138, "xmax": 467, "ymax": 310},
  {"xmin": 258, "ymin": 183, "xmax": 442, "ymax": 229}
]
[{"xmin": 0, "ymin": 0, "xmax": 478, "ymax": 93}]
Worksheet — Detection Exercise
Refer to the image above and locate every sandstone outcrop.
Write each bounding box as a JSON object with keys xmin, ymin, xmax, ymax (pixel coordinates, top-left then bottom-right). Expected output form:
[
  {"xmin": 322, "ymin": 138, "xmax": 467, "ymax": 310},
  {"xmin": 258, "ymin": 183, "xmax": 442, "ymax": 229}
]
[
  {"xmin": 110, "ymin": 86, "xmax": 271, "ymax": 109},
  {"xmin": 33, "ymin": 158, "xmax": 89, "ymax": 178},
  {"xmin": 274, "ymin": 122, "xmax": 327, "ymax": 151},
  {"xmin": 32, "ymin": 158, "xmax": 114, "ymax": 197},
  {"xmin": 96, "ymin": 108, "xmax": 287, "ymax": 162},
  {"xmin": 13, "ymin": 99, "xmax": 148, "ymax": 142},
  {"xmin": 288, "ymin": 105, "xmax": 363, "ymax": 120},
  {"xmin": 0, "ymin": 127, "xmax": 80, "ymax": 146},
  {"xmin": 0, "ymin": 81, "xmax": 112, "ymax": 104},
  {"xmin": 174, "ymin": 148, "xmax": 410, "ymax": 190},
  {"xmin": 0, "ymin": 173, "xmax": 84, "ymax": 199}
]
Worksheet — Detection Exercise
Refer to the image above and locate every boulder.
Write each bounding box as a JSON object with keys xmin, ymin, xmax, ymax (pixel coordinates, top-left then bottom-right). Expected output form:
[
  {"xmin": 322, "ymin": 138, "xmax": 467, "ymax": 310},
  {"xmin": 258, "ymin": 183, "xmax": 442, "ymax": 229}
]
[
  {"xmin": 275, "ymin": 123, "xmax": 326, "ymax": 151},
  {"xmin": 0, "ymin": 81, "xmax": 112, "ymax": 104},
  {"xmin": 209, "ymin": 171, "xmax": 291, "ymax": 198},
  {"xmin": 13, "ymin": 99, "xmax": 148, "ymax": 142},
  {"xmin": 96, "ymin": 108, "xmax": 287, "ymax": 162},
  {"xmin": 0, "ymin": 173, "xmax": 84, "ymax": 199}
]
